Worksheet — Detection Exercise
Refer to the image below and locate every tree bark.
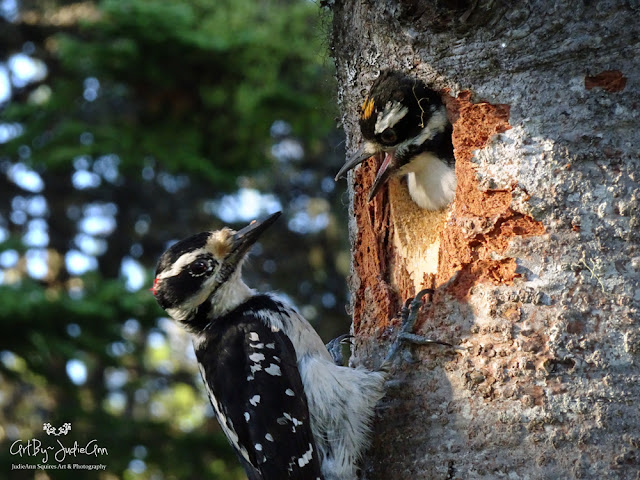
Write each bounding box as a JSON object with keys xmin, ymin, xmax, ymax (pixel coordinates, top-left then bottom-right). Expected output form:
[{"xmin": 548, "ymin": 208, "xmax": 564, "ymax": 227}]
[{"xmin": 331, "ymin": 1, "xmax": 640, "ymax": 479}]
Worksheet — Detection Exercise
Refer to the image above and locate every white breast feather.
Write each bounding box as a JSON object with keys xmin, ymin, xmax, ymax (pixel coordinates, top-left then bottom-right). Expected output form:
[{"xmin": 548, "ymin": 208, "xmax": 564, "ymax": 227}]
[{"xmin": 402, "ymin": 152, "xmax": 456, "ymax": 210}]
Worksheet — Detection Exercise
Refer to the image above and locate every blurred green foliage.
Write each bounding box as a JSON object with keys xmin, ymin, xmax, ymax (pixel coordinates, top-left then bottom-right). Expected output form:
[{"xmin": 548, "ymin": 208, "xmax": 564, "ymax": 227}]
[
  {"xmin": 3, "ymin": 0, "xmax": 335, "ymax": 186},
  {"xmin": 0, "ymin": 1, "xmax": 348, "ymax": 479}
]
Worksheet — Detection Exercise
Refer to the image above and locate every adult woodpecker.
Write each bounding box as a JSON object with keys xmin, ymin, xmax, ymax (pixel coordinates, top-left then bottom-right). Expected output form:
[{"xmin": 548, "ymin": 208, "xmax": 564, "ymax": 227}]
[
  {"xmin": 336, "ymin": 70, "xmax": 455, "ymax": 210},
  {"xmin": 152, "ymin": 212, "xmax": 389, "ymax": 480}
]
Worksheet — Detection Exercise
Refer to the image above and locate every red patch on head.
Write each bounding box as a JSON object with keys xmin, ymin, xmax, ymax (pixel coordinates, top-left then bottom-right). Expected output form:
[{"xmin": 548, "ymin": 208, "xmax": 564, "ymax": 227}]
[{"xmin": 150, "ymin": 277, "xmax": 159, "ymax": 295}]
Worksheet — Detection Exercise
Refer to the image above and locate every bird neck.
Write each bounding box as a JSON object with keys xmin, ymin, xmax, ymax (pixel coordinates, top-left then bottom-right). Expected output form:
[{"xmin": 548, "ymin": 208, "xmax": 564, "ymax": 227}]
[
  {"xmin": 175, "ymin": 271, "xmax": 254, "ymax": 334},
  {"xmin": 209, "ymin": 272, "xmax": 254, "ymax": 319}
]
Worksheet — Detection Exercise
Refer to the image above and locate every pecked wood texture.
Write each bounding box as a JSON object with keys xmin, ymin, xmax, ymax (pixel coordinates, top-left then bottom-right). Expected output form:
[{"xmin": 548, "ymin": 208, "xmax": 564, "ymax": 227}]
[{"xmin": 331, "ymin": 1, "xmax": 640, "ymax": 479}]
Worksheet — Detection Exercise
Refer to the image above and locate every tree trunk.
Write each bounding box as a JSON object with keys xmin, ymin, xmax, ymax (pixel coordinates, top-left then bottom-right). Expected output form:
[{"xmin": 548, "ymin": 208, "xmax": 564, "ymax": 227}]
[{"xmin": 330, "ymin": 1, "xmax": 640, "ymax": 479}]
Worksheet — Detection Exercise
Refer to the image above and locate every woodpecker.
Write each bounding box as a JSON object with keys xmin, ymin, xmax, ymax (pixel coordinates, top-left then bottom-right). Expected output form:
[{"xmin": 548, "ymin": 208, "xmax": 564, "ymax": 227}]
[
  {"xmin": 152, "ymin": 212, "xmax": 391, "ymax": 480},
  {"xmin": 335, "ymin": 70, "xmax": 455, "ymax": 210}
]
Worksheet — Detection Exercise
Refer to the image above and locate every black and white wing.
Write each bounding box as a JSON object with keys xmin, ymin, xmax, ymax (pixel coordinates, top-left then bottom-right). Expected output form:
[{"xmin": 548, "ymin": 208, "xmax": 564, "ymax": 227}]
[{"xmin": 195, "ymin": 309, "xmax": 323, "ymax": 480}]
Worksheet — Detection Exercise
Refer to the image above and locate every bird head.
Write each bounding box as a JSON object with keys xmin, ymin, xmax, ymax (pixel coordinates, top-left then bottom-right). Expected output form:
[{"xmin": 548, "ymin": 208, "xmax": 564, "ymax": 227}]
[
  {"xmin": 335, "ymin": 70, "xmax": 451, "ymax": 202},
  {"xmin": 152, "ymin": 212, "xmax": 281, "ymax": 325}
]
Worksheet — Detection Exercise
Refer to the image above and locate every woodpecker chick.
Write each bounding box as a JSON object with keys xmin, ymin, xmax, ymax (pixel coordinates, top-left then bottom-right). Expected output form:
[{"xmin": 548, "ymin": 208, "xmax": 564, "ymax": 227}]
[
  {"xmin": 335, "ymin": 70, "xmax": 455, "ymax": 210},
  {"xmin": 152, "ymin": 212, "xmax": 387, "ymax": 480}
]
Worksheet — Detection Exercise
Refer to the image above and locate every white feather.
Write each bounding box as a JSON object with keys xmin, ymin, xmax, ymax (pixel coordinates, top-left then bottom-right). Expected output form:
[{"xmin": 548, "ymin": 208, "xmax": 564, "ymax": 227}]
[
  {"xmin": 256, "ymin": 295, "xmax": 386, "ymax": 480},
  {"xmin": 400, "ymin": 152, "xmax": 456, "ymax": 210},
  {"xmin": 375, "ymin": 101, "xmax": 409, "ymax": 134}
]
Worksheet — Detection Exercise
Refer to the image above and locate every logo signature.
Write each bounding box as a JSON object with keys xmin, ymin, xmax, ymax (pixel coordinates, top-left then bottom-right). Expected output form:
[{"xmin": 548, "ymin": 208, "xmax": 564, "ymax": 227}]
[{"xmin": 9, "ymin": 423, "xmax": 108, "ymax": 471}]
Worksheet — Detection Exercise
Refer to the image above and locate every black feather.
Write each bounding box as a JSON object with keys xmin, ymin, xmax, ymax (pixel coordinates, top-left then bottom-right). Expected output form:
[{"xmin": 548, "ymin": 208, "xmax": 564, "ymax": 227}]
[{"xmin": 195, "ymin": 295, "xmax": 324, "ymax": 480}]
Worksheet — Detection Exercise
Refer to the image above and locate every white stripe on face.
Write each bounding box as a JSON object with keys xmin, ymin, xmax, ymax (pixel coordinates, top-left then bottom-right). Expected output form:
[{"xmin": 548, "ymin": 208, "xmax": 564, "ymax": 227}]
[
  {"xmin": 156, "ymin": 249, "xmax": 207, "ymax": 281},
  {"xmin": 374, "ymin": 101, "xmax": 409, "ymax": 134}
]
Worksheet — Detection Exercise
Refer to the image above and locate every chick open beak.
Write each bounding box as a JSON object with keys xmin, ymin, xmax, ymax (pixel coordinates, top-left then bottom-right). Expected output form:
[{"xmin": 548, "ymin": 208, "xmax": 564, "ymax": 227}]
[
  {"xmin": 335, "ymin": 143, "xmax": 399, "ymax": 203},
  {"xmin": 367, "ymin": 151, "xmax": 397, "ymax": 202}
]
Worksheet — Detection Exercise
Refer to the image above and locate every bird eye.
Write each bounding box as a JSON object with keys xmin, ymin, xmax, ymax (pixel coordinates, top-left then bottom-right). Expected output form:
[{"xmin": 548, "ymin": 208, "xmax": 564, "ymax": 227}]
[
  {"xmin": 380, "ymin": 128, "xmax": 397, "ymax": 145},
  {"xmin": 189, "ymin": 259, "xmax": 211, "ymax": 277}
]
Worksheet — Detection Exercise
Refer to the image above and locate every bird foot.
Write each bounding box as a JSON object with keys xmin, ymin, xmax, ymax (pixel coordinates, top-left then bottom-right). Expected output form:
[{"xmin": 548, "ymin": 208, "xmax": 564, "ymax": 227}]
[
  {"xmin": 325, "ymin": 333, "xmax": 353, "ymax": 366},
  {"xmin": 381, "ymin": 289, "xmax": 458, "ymax": 370}
]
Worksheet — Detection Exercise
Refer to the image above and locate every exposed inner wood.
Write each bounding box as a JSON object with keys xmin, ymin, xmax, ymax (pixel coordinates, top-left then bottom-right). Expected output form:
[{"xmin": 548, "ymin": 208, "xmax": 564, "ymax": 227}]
[{"xmin": 352, "ymin": 91, "xmax": 545, "ymax": 337}]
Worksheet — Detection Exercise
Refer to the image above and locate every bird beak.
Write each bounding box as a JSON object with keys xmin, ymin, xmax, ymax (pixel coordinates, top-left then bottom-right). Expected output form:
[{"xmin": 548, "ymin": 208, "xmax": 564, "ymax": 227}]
[
  {"xmin": 334, "ymin": 142, "xmax": 379, "ymax": 181},
  {"xmin": 335, "ymin": 142, "xmax": 399, "ymax": 203},
  {"xmin": 367, "ymin": 151, "xmax": 397, "ymax": 202},
  {"xmin": 230, "ymin": 211, "xmax": 282, "ymax": 260}
]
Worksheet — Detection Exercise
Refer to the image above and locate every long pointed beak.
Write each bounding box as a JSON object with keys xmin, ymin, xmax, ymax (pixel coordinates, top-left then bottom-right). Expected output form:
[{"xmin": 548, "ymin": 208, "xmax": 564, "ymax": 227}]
[
  {"xmin": 367, "ymin": 152, "xmax": 397, "ymax": 202},
  {"xmin": 335, "ymin": 143, "xmax": 378, "ymax": 181},
  {"xmin": 230, "ymin": 211, "xmax": 282, "ymax": 259}
]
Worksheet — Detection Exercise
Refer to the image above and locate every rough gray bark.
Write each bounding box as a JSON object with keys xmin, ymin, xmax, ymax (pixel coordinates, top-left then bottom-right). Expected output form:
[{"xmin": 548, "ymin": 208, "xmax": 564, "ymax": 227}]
[{"xmin": 330, "ymin": 1, "xmax": 640, "ymax": 479}]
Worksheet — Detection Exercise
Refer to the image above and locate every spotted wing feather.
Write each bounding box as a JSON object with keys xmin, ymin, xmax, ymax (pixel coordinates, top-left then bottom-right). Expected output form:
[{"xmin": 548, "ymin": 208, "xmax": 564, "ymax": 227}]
[{"xmin": 195, "ymin": 304, "xmax": 323, "ymax": 480}]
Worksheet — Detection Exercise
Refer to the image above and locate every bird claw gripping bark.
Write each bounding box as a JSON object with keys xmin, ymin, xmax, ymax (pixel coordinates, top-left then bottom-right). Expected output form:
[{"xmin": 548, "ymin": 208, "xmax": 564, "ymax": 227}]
[
  {"xmin": 381, "ymin": 288, "xmax": 456, "ymax": 370},
  {"xmin": 325, "ymin": 333, "xmax": 353, "ymax": 366}
]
